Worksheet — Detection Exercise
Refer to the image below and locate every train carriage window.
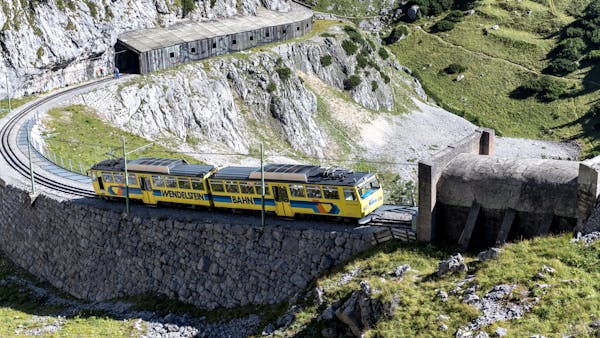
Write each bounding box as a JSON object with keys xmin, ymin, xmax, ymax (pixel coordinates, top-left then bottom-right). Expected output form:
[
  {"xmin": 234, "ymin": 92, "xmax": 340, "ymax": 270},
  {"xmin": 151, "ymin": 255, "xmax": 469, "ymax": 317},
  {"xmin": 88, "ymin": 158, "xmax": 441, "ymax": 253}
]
[
  {"xmin": 178, "ymin": 178, "xmax": 191, "ymax": 190},
  {"xmin": 102, "ymin": 172, "xmax": 114, "ymax": 183},
  {"xmin": 114, "ymin": 173, "xmax": 125, "ymax": 184},
  {"xmin": 343, "ymin": 188, "xmax": 357, "ymax": 201},
  {"xmin": 369, "ymin": 178, "xmax": 381, "ymax": 189},
  {"xmin": 306, "ymin": 185, "xmax": 322, "ymax": 198},
  {"xmin": 128, "ymin": 174, "xmax": 138, "ymax": 186},
  {"xmin": 191, "ymin": 179, "xmax": 204, "ymax": 191},
  {"xmin": 225, "ymin": 181, "xmax": 240, "ymax": 193},
  {"xmin": 166, "ymin": 177, "xmax": 177, "ymax": 188},
  {"xmin": 240, "ymin": 182, "xmax": 255, "ymax": 194},
  {"xmin": 290, "ymin": 184, "xmax": 306, "ymax": 198},
  {"xmin": 210, "ymin": 180, "xmax": 225, "ymax": 192},
  {"xmin": 255, "ymin": 183, "xmax": 271, "ymax": 195},
  {"xmin": 152, "ymin": 175, "xmax": 165, "ymax": 188},
  {"xmin": 323, "ymin": 186, "xmax": 340, "ymax": 200}
]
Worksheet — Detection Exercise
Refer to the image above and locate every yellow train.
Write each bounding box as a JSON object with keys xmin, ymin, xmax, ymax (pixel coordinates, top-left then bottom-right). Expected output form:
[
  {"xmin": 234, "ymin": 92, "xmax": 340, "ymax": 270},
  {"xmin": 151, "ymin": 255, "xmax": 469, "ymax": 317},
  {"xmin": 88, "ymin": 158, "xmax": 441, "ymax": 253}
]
[{"xmin": 90, "ymin": 157, "xmax": 384, "ymax": 222}]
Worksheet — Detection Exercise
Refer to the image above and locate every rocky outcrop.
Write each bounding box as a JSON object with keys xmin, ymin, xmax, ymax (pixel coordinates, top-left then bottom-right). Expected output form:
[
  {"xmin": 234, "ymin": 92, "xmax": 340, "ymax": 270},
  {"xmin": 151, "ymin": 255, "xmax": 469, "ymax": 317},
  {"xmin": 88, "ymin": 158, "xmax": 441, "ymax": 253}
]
[
  {"xmin": 438, "ymin": 254, "xmax": 468, "ymax": 276},
  {"xmin": 0, "ymin": 0, "xmax": 290, "ymax": 97}
]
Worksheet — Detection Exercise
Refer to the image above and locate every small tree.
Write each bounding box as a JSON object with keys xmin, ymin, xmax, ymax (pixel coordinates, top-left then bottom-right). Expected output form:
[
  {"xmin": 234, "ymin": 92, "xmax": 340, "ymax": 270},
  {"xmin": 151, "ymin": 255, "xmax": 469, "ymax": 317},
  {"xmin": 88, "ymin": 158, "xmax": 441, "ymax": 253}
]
[
  {"xmin": 356, "ymin": 52, "xmax": 369, "ymax": 68},
  {"xmin": 182, "ymin": 0, "xmax": 195, "ymax": 16},
  {"xmin": 267, "ymin": 82, "xmax": 276, "ymax": 93},
  {"xmin": 378, "ymin": 47, "xmax": 390, "ymax": 60},
  {"xmin": 342, "ymin": 40, "xmax": 358, "ymax": 55},
  {"xmin": 320, "ymin": 55, "xmax": 332, "ymax": 67},
  {"xmin": 276, "ymin": 67, "xmax": 292, "ymax": 81},
  {"xmin": 445, "ymin": 10, "xmax": 464, "ymax": 22},
  {"xmin": 432, "ymin": 19, "xmax": 455, "ymax": 32},
  {"xmin": 547, "ymin": 58, "xmax": 578, "ymax": 75},
  {"xmin": 444, "ymin": 63, "xmax": 467, "ymax": 74},
  {"xmin": 371, "ymin": 80, "xmax": 378, "ymax": 92},
  {"xmin": 343, "ymin": 75, "xmax": 362, "ymax": 90}
]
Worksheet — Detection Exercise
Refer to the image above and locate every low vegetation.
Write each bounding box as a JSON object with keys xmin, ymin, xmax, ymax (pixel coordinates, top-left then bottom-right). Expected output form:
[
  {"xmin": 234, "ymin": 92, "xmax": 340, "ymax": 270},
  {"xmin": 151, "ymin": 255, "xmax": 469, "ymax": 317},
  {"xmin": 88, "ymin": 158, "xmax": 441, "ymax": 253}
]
[
  {"xmin": 42, "ymin": 104, "xmax": 200, "ymax": 171},
  {"xmin": 278, "ymin": 234, "xmax": 600, "ymax": 337},
  {"xmin": 343, "ymin": 74, "xmax": 362, "ymax": 90}
]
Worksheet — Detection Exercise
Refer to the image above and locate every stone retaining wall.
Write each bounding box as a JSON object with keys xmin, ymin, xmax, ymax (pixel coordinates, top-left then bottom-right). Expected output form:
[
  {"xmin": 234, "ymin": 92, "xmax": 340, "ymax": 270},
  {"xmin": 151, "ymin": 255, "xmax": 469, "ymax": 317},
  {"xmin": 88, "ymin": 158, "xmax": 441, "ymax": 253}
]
[{"xmin": 0, "ymin": 184, "xmax": 376, "ymax": 309}]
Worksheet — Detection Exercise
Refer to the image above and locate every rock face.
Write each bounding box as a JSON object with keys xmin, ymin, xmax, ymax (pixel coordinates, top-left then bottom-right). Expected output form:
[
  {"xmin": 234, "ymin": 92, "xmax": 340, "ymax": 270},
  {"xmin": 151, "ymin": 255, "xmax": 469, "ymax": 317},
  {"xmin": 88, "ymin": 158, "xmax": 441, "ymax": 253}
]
[
  {"xmin": 0, "ymin": 0, "xmax": 289, "ymax": 97},
  {"xmin": 69, "ymin": 29, "xmax": 399, "ymax": 161}
]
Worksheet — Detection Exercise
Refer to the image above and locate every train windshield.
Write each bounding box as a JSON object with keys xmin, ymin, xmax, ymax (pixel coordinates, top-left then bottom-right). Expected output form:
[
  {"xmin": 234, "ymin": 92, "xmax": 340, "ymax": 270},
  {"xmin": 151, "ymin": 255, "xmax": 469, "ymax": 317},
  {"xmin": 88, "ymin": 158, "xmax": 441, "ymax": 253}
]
[{"xmin": 358, "ymin": 177, "xmax": 381, "ymax": 199}]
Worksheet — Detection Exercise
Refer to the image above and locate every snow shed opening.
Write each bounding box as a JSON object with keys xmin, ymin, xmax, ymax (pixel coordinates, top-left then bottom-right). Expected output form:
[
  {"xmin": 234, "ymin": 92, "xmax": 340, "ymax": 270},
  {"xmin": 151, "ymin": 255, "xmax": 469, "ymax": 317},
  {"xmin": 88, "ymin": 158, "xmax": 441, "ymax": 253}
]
[{"xmin": 114, "ymin": 41, "xmax": 140, "ymax": 74}]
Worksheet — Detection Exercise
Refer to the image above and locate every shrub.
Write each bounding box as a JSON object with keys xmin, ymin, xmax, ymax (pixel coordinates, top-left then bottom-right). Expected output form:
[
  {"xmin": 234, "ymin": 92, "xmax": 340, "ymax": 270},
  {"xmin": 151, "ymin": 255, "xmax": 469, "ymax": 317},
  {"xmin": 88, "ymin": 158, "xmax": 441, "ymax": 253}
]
[
  {"xmin": 356, "ymin": 52, "xmax": 369, "ymax": 68},
  {"xmin": 276, "ymin": 67, "xmax": 292, "ymax": 81},
  {"xmin": 585, "ymin": 50, "xmax": 600, "ymax": 61},
  {"xmin": 565, "ymin": 26, "xmax": 585, "ymax": 38},
  {"xmin": 182, "ymin": 0, "xmax": 195, "ymax": 15},
  {"xmin": 371, "ymin": 80, "xmax": 378, "ymax": 92},
  {"xmin": 267, "ymin": 82, "xmax": 276, "ymax": 93},
  {"xmin": 546, "ymin": 58, "xmax": 578, "ymax": 75},
  {"xmin": 382, "ymin": 73, "xmax": 391, "ymax": 84},
  {"xmin": 444, "ymin": 63, "xmax": 467, "ymax": 74},
  {"xmin": 343, "ymin": 75, "xmax": 362, "ymax": 90},
  {"xmin": 589, "ymin": 28, "xmax": 600, "ymax": 45},
  {"xmin": 383, "ymin": 26, "xmax": 409, "ymax": 45},
  {"xmin": 432, "ymin": 20, "xmax": 455, "ymax": 33},
  {"xmin": 343, "ymin": 25, "xmax": 364, "ymax": 44},
  {"xmin": 320, "ymin": 55, "xmax": 332, "ymax": 67},
  {"xmin": 445, "ymin": 10, "xmax": 464, "ymax": 22},
  {"xmin": 378, "ymin": 47, "xmax": 390, "ymax": 60},
  {"xmin": 518, "ymin": 76, "xmax": 568, "ymax": 102},
  {"xmin": 342, "ymin": 40, "xmax": 358, "ymax": 55}
]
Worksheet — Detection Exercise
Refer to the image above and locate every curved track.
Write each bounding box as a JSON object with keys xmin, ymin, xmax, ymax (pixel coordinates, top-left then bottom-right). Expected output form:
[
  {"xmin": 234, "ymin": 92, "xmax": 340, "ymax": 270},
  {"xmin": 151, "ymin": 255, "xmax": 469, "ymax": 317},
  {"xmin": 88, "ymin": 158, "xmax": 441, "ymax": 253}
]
[{"xmin": 0, "ymin": 78, "xmax": 118, "ymax": 198}]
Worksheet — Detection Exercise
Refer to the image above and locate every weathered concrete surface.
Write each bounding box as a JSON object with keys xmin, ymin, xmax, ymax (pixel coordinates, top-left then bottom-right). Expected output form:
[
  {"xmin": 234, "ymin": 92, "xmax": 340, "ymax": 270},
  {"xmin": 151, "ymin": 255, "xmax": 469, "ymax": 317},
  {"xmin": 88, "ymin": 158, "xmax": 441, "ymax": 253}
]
[
  {"xmin": 0, "ymin": 183, "xmax": 378, "ymax": 309},
  {"xmin": 437, "ymin": 154, "xmax": 579, "ymax": 217}
]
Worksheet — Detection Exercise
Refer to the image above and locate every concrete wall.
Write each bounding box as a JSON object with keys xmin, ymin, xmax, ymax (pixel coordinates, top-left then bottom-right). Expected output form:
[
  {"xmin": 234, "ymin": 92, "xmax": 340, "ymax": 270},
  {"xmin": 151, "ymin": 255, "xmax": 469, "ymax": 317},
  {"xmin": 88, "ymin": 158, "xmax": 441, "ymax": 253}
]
[
  {"xmin": 417, "ymin": 128, "xmax": 495, "ymax": 242},
  {"xmin": 0, "ymin": 183, "xmax": 376, "ymax": 309},
  {"xmin": 137, "ymin": 17, "xmax": 313, "ymax": 74}
]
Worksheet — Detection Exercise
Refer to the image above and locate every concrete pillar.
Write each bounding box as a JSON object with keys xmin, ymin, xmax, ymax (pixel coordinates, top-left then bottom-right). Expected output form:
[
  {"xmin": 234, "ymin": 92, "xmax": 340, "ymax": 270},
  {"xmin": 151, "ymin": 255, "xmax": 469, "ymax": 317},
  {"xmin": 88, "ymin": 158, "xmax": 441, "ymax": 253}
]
[
  {"xmin": 496, "ymin": 208, "xmax": 515, "ymax": 245},
  {"xmin": 575, "ymin": 163, "xmax": 599, "ymax": 232},
  {"xmin": 458, "ymin": 201, "xmax": 481, "ymax": 251},
  {"xmin": 417, "ymin": 161, "xmax": 435, "ymax": 242},
  {"xmin": 478, "ymin": 128, "xmax": 495, "ymax": 156}
]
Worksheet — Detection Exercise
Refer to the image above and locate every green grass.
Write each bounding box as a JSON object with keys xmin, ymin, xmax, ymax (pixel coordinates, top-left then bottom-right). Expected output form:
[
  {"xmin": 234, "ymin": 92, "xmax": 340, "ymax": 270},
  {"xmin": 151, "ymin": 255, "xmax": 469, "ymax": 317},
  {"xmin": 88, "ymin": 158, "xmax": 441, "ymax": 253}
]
[
  {"xmin": 278, "ymin": 234, "xmax": 600, "ymax": 337},
  {"xmin": 42, "ymin": 104, "xmax": 202, "ymax": 171},
  {"xmin": 390, "ymin": 28, "xmax": 600, "ymax": 156},
  {"xmin": 0, "ymin": 95, "xmax": 37, "ymax": 119}
]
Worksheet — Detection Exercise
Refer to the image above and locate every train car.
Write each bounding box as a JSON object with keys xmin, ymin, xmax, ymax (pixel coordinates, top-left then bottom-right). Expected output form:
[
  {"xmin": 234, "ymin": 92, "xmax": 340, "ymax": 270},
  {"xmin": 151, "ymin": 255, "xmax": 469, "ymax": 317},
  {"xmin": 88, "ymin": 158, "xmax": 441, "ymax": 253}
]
[
  {"xmin": 208, "ymin": 164, "xmax": 384, "ymax": 220},
  {"xmin": 90, "ymin": 157, "xmax": 216, "ymax": 207}
]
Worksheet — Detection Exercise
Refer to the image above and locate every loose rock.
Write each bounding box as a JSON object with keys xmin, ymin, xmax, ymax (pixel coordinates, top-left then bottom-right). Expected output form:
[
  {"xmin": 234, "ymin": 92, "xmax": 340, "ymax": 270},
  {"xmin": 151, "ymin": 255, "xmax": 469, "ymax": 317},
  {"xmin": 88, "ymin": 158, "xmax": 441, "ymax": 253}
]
[{"xmin": 438, "ymin": 254, "xmax": 468, "ymax": 276}]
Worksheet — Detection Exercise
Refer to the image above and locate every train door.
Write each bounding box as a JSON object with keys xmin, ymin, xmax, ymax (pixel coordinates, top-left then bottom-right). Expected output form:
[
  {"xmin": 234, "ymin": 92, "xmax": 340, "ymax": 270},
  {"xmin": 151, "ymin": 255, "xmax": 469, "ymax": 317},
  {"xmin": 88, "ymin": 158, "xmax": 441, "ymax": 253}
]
[
  {"xmin": 97, "ymin": 176, "xmax": 104, "ymax": 193},
  {"xmin": 272, "ymin": 184, "xmax": 294, "ymax": 217},
  {"xmin": 140, "ymin": 176, "xmax": 156, "ymax": 205}
]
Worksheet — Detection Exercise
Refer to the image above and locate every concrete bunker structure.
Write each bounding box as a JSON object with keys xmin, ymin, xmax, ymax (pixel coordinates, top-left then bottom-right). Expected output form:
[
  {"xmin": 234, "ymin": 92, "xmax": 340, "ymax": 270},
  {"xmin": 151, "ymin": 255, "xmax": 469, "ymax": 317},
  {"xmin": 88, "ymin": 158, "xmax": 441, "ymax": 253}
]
[
  {"xmin": 115, "ymin": 4, "xmax": 313, "ymax": 74},
  {"xmin": 418, "ymin": 128, "xmax": 600, "ymax": 249}
]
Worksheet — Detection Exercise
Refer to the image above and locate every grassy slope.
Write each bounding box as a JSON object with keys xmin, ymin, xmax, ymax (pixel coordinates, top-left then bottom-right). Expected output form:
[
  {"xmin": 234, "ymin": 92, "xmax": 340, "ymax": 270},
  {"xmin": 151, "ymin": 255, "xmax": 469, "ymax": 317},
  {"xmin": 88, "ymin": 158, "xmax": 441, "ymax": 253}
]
[
  {"xmin": 42, "ymin": 104, "xmax": 202, "ymax": 170},
  {"xmin": 280, "ymin": 234, "xmax": 600, "ymax": 337},
  {"xmin": 387, "ymin": 0, "xmax": 600, "ymax": 157}
]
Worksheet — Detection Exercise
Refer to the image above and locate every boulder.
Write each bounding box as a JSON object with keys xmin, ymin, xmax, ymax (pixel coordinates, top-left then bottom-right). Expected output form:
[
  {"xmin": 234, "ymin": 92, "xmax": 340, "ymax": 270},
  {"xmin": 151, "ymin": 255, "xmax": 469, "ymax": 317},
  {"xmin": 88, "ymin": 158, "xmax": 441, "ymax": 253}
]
[
  {"xmin": 438, "ymin": 254, "xmax": 468, "ymax": 276},
  {"xmin": 478, "ymin": 248, "xmax": 500, "ymax": 262},
  {"xmin": 335, "ymin": 281, "xmax": 385, "ymax": 337}
]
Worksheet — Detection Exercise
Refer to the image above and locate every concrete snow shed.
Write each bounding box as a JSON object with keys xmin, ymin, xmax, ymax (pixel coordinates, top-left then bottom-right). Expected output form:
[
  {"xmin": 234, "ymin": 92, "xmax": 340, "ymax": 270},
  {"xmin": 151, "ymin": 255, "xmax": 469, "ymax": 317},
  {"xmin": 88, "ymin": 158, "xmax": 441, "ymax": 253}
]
[{"xmin": 115, "ymin": 4, "xmax": 313, "ymax": 74}]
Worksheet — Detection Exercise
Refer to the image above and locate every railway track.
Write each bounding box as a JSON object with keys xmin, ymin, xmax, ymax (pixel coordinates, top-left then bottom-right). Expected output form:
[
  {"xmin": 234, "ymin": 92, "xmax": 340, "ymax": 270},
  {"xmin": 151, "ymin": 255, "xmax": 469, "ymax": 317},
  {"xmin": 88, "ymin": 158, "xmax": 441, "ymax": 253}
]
[{"xmin": 0, "ymin": 78, "xmax": 119, "ymax": 199}]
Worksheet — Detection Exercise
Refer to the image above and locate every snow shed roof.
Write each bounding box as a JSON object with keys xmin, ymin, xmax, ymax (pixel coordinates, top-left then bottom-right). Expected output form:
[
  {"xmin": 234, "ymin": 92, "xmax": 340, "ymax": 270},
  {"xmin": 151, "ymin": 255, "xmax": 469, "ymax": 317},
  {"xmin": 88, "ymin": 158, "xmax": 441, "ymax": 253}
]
[{"xmin": 117, "ymin": 4, "xmax": 313, "ymax": 53}]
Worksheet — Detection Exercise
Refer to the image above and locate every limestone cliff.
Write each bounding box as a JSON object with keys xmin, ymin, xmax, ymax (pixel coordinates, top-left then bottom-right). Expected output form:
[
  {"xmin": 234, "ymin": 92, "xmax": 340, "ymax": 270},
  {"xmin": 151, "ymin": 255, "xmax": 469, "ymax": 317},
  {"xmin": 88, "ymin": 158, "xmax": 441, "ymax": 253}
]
[{"xmin": 0, "ymin": 0, "xmax": 289, "ymax": 97}]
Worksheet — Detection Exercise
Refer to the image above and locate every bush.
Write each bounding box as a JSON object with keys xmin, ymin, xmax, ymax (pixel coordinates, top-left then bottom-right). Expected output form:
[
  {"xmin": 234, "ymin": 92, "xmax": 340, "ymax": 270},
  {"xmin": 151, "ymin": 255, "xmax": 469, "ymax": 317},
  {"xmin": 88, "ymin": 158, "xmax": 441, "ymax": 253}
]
[
  {"xmin": 517, "ymin": 76, "xmax": 568, "ymax": 102},
  {"xmin": 383, "ymin": 26, "xmax": 409, "ymax": 45},
  {"xmin": 589, "ymin": 28, "xmax": 600, "ymax": 45},
  {"xmin": 320, "ymin": 55, "xmax": 332, "ymax": 67},
  {"xmin": 276, "ymin": 67, "xmax": 292, "ymax": 81},
  {"xmin": 267, "ymin": 82, "xmax": 276, "ymax": 93},
  {"xmin": 182, "ymin": 0, "xmax": 195, "ymax": 15},
  {"xmin": 378, "ymin": 47, "xmax": 390, "ymax": 60},
  {"xmin": 356, "ymin": 52, "xmax": 369, "ymax": 68},
  {"xmin": 343, "ymin": 25, "xmax": 364, "ymax": 44},
  {"xmin": 444, "ymin": 63, "xmax": 467, "ymax": 74},
  {"xmin": 546, "ymin": 58, "xmax": 578, "ymax": 75},
  {"xmin": 341, "ymin": 40, "xmax": 358, "ymax": 55},
  {"xmin": 343, "ymin": 75, "xmax": 362, "ymax": 90},
  {"xmin": 445, "ymin": 10, "xmax": 464, "ymax": 22},
  {"xmin": 565, "ymin": 26, "xmax": 585, "ymax": 38},
  {"xmin": 371, "ymin": 80, "xmax": 378, "ymax": 92},
  {"xmin": 432, "ymin": 19, "xmax": 455, "ymax": 32},
  {"xmin": 381, "ymin": 73, "xmax": 391, "ymax": 84},
  {"xmin": 585, "ymin": 50, "xmax": 600, "ymax": 61}
]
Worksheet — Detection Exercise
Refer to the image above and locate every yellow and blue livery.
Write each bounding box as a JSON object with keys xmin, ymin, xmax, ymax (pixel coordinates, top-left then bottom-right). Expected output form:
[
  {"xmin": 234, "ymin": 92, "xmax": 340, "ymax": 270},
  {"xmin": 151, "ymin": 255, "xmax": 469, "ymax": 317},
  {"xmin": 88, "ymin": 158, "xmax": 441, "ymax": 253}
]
[{"xmin": 90, "ymin": 158, "xmax": 384, "ymax": 222}]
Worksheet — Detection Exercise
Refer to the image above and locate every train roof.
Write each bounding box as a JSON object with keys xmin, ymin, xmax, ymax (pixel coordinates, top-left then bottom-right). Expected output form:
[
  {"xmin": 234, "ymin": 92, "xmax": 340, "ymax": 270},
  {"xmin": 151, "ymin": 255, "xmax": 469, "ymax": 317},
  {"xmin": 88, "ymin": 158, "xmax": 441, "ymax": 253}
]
[
  {"xmin": 213, "ymin": 164, "xmax": 374, "ymax": 186},
  {"xmin": 90, "ymin": 157, "xmax": 215, "ymax": 177}
]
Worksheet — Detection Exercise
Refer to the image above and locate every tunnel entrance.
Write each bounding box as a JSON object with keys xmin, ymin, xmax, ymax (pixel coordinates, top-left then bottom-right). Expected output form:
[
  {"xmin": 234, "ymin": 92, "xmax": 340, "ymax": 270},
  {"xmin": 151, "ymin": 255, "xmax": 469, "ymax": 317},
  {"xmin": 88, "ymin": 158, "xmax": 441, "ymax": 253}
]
[{"xmin": 114, "ymin": 41, "xmax": 140, "ymax": 74}]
